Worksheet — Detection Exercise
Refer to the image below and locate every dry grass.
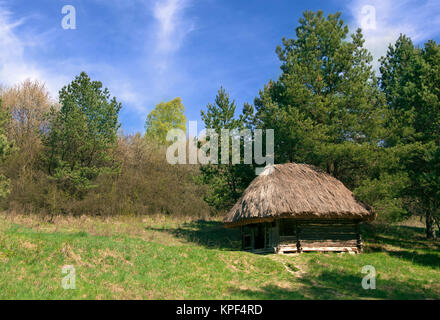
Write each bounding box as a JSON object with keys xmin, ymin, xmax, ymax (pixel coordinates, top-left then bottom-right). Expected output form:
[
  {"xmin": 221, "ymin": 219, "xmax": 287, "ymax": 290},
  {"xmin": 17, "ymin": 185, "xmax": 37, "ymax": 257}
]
[
  {"xmin": 0, "ymin": 212, "xmax": 439, "ymax": 299},
  {"xmin": 0, "ymin": 211, "xmax": 221, "ymax": 247}
]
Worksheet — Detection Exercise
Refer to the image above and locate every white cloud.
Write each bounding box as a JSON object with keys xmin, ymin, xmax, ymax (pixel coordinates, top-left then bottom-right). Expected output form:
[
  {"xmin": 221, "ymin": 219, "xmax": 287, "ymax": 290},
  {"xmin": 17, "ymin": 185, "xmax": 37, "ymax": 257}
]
[
  {"xmin": 0, "ymin": 6, "xmax": 69, "ymax": 99},
  {"xmin": 0, "ymin": 1, "xmax": 196, "ymax": 127},
  {"xmin": 149, "ymin": 0, "xmax": 195, "ymax": 76},
  {"xmin": 115, "ymin": 0, "xmax": 197, "ymax": 117},
  {"xmin": 0, "ymin": 4, "xmax": 147, "ymax": 116},
  {"xmin": 153, "ymin": 0, "xmax": 194, "ymax": 53},
  {"xmin": 109, "ymin": 79, "xmax": 146, "ymax": 113},
  {"xmin": 348, "ymin": 0, "xmax": 440, "ymax": 69}
]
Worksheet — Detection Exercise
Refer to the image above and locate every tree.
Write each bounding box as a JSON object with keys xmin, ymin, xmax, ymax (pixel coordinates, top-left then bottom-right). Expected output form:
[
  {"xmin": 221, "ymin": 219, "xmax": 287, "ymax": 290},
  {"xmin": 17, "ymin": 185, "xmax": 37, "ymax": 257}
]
[
  {"xmin": 145, "ymin": 97, "xmax": 186, "ymax": 144},
  {"xmin": 0, "ymin": 98, "xmax": 13, "ymax": 198},
  {"xmin": 379, "ymin": 35, "xmax": 440, "ymax": 238},
  {"xmin": 199, "ymin": 87, "xmax": 254, "ymax": 210},
  {"xmin": 254, "ymin": 11, "xmax": 385, "ymax": 190},
  {"xmin": 1, "ymin": 80, "xmax": 52, "ymax": 146},
  {"xmin": 0, "ymin": 80, "xmax": 52, "ymax": 174},
  {"xmin": 43, "ymin": 72, "xmax": 121, "ymax": 198}
]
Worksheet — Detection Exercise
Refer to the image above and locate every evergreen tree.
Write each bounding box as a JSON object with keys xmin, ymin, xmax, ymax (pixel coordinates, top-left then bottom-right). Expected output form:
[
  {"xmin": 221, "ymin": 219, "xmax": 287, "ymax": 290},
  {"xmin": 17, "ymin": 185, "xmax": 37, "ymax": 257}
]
[
  {"xmin": 199, "ymin": 87, "xmax": 254, "ymax": 210},
  {"xmin": 254, "ymin": 11, "xmax": 385, "ymax": 190},
  {"xmin": 43, "ymin": 72, "xmax": 121, "ymax": 198},
  {"xmin": 379, "ymin": 36, "xmax": 440, "ymax": 238}
]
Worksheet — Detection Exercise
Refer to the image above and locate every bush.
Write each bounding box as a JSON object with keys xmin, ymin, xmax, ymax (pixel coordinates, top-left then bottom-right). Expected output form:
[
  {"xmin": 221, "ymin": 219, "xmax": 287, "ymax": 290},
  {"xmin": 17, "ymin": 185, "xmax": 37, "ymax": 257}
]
[{"xmin": 2, "ymin": 133, "xmax": 213, "ymax": 218}]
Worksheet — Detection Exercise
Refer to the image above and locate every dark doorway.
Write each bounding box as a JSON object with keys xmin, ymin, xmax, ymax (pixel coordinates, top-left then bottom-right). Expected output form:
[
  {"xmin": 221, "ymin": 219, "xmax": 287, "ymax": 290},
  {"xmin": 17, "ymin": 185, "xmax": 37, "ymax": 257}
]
[{"xmin": 254, "ymin": 224, "xmax": 265, "ymax": 249}]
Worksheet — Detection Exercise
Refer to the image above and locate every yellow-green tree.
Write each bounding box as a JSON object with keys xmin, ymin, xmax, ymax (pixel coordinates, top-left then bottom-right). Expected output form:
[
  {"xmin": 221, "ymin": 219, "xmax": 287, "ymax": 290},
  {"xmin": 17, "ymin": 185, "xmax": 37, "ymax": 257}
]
[{"xmin": 145, "ymin": 97, "xmax": 186, "ymax": 144}]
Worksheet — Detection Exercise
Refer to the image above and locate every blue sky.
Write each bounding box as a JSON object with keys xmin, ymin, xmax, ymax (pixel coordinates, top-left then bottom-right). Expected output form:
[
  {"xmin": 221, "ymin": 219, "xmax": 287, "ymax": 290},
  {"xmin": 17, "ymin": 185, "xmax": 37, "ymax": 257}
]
[{"xmin": 1, "ymin": 0, "xmax": 440, "ymax": 134}]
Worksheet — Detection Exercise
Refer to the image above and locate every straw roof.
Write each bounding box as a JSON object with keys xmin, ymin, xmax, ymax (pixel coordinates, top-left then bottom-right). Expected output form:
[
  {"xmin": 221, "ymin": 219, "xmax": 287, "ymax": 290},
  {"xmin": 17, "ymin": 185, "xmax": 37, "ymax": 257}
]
[{"xmin": 224, "ymin": 163, "xmax": 375, "ymax": 228}]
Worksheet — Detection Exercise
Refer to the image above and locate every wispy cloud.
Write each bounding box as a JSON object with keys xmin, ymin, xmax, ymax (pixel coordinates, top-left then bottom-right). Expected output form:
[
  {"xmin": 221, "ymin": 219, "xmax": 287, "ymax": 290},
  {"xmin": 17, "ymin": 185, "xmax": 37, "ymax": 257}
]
[
  {"xmin": 153, "ymin": 0, "xmax": 194, "ymax": 53},
  {"xmin": 149, "ymin": 0, "xmax": 195, "ymax": 75},
  {"xmin": 108, "ymin": 0, "xmax": 197, "ymax": 119},
  {"xmin": 0, "ymin": 3, "xmax": 148, "ymax": 115},
  {"xmin": 348, "ymin": 0, "xmax": 440, "ymax": 69},
  {"xmin": 0, "ymin": 5, "xmax": 68, "ymax": 98}
]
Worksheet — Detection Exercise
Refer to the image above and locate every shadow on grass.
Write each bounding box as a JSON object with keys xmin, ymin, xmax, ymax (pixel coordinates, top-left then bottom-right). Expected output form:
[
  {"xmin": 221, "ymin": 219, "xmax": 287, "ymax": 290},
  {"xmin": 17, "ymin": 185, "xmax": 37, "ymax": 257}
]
[
  {"xmin": 362, "ymin": 224, "xmax": 440, "ymax": 269},
  {"xmin": 228, "ymin": 285, "xmax": 307, "ymax": 299},
  {"xmin": 230, "ymin": 270, "xmax": 440, "ymax": 300},
  {"xmin": 146, "ymin": 220, "xmax": 241, "ymax": 251},
  {"xmin": 304, "ymin": 270, "xmax": 440, "ymax": 299},
  {"xmin": 363, "ymin": 224, "xmax": 440, "ymax": 251},
  {"xmin": 387, "ymin": 250, "xmax": 440, "ymax": 269},
  {"xmin": 147, "ymin": 220, "xmax": 440, "ymax": 299},
  {"xmin": 229, "ymin": 223, "xmax": 440, "ymax": 299}
]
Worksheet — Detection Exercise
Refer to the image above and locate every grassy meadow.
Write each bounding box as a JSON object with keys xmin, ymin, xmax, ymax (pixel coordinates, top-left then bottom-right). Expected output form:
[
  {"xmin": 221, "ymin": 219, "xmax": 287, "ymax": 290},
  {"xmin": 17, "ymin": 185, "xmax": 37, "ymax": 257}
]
[{"xmin": 0, "ymin": 213, "xmax": 439, "ymax": 300}]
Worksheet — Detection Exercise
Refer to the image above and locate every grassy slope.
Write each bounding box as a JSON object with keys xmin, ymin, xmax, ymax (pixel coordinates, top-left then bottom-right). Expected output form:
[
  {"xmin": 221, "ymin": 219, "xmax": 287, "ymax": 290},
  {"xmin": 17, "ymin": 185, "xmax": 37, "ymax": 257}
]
[{"xmin": 0, "ymin": 213, "xmax": 439, "ymax": 299}]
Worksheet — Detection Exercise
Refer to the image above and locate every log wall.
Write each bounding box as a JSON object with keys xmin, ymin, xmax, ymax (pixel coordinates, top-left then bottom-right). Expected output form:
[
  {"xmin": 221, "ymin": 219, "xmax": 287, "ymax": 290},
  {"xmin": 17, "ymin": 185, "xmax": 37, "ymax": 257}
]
[
  {"xmin": 278, "ymin": 219, "xmax": 362, "ymax": 253},
  {"xmin": 240, "ymin": 219, "xmax": 364, "ymax": 254}
]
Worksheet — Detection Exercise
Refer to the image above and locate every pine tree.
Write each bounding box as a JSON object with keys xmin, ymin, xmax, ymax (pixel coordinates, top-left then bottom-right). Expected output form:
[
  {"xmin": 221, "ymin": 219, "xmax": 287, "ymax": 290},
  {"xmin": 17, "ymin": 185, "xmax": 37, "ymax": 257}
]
[
  {"xmin": 379, "ymin": 36, "xmax": 440, "ymax": 238},
  {"xmin": 199, "ymin": 87, "xmax": 254, "ymax": 210},
  {"xmin": 254, "ymin": 11, "xmax": 385, "ymax": 190},
  {"xmin": 43, "ymin": 72, "xmax": 121, "ymax": 198}
]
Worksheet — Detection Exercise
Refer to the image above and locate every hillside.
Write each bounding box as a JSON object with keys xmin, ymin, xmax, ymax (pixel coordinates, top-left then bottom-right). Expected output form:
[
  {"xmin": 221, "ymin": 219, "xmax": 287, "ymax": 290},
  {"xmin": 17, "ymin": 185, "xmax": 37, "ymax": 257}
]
[{"xmin": 0, "ymin": 213, "xmax": 439, "ymax": 300}]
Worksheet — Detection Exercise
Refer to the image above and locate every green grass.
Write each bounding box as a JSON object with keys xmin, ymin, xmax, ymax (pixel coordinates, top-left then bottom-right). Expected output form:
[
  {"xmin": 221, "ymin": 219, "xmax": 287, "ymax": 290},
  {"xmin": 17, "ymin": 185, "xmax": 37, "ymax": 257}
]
[{"xmin": 0, "ymin": 213, "xmax": 439, "ymax": 299}]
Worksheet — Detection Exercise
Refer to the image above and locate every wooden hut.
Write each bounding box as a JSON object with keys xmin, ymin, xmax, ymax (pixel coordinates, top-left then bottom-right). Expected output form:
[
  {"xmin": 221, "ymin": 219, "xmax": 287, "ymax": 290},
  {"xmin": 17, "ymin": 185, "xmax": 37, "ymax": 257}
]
[{"xmin": 224, "ymin": 163, "xmax": 375, "ymax": 254}]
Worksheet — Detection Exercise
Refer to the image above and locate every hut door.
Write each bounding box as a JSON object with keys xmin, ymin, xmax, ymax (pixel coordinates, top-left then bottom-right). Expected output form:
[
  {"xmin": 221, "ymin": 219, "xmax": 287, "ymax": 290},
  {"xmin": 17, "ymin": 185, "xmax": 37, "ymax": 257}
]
[
  {"xmin": 254, "ymin": 224, "xmax": 266, "ymax": 249},
  {"xmin": 265, "ymin": 223, "xmax": 271, "ymax": 248},
  {"xmin": 242, "ymin": 226, "xmax": 252, "ymax": 250}
]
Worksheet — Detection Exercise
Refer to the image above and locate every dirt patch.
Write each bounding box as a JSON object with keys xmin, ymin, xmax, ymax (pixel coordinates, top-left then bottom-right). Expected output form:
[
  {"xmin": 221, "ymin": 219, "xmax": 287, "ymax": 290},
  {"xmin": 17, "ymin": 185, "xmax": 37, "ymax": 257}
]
[
  {"xmin": 61, "ymin": 244, "xmax": 93, "ymax": 268},
  {"xmin": 21, "ymin": 241, "xmax": 37, "ymax": 251}
]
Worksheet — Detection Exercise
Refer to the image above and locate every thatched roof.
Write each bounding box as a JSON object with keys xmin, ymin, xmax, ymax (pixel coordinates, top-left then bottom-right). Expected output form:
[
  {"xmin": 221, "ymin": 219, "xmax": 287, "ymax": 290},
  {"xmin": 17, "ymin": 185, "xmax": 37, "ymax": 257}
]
[{"xmin": 224, "ymin": 163, "xmax": 375, "ymax": 228}]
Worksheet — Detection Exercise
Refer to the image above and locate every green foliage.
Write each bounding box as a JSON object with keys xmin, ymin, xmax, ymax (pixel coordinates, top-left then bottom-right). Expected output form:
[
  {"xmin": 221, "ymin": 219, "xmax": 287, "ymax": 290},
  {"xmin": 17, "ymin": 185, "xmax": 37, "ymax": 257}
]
[
  {"xmin": 0, "ymin": 9, "xmax": 439, "ymax": 241},
  {"xmin": 355, "ymin": 170, "xmax": 411, "ymax": 222},
  {"xmin": 380, "ymin": 37, "xmax": 440, "ymax": 146},
  {"xmin": 0, "ymin": 99, "xmax": 13, "ymax": 199},
  {"xmin": 145, "ymin": 97, "xmax": 186, "ymax": 144},
  {"xmin": 254, "ymin": 11, "xmax": 385, "ymax": 189},
  {"xmin": 0, "ymin": 75, "xmax": 209, "ymax": 217},
  {"xmin": 43, "ymin": 72, "xmax": 121, "ymax": 199},
  {"xmin": 379, "ymin": 36, "xmax": 440, "ymax": 236},
  {"xmin": 199, "ymin": 87, "xmax": 254, "ymax": 210}
]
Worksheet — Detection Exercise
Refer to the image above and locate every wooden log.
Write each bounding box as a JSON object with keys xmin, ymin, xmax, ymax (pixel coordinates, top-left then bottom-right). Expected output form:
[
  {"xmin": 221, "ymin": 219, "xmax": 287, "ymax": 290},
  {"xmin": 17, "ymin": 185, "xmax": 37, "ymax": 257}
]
[
  {"xmin": 279, "ymin": 236, "xmax": 298, "ymax": 242},
  {"xmin": 301, "ymin": 228, "xmax": 357, "ymax": 232},
  {"xmin": 301, "ymin": 247, "xmax": 358, "ymax": 252},
  {"xmin": 294, "ymin": 219, "xmax": 361, "ymax": 224},
  {"xmin": 299, "ymin": 235, "xmax": 358, "ymax": 241},
  {"xmin": 274, "ymin": 219, "xmax": 365, "ymax": 254},
  {"xmin": 300, "ymin": 240, "xmax": 358, "ymax": 246},
  {"xmin": 297, "ymin": 228, "xmax": 357, "ymax": 232},
  {"xmin": 278, "ymin": 246, "xmax": 299, "ymax": 254}
]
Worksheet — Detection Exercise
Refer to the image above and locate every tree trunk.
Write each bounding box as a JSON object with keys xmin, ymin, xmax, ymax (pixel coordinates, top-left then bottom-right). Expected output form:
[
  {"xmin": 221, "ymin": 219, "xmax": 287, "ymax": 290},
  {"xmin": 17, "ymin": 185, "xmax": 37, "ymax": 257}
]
[{"xmin": 426, "ymin": 212, "xmax": 437, "ymax": 240}]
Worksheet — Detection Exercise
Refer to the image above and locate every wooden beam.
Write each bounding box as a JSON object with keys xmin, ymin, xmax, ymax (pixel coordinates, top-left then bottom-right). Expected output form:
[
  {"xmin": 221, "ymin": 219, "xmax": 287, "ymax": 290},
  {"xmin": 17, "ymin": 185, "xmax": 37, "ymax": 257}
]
[{"xmin": 295, "ymin": 222, "xmax": 302, "ymax": 253}]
